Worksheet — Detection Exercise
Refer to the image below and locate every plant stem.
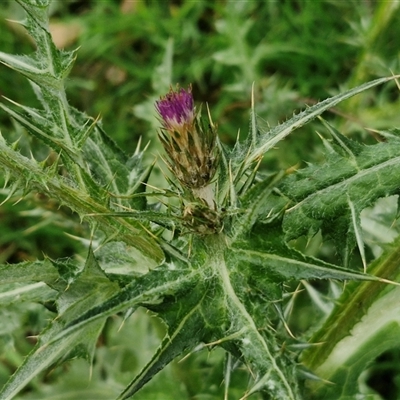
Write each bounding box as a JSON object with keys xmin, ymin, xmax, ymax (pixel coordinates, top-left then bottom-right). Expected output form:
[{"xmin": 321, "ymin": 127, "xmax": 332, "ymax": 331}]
[{"xmin": 206, "ymin": 234, "xmax": 296, "ymax": 399}]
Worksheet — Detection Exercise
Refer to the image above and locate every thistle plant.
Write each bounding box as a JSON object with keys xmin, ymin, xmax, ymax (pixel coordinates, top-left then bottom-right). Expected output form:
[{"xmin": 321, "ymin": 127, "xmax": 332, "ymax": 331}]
[
  {"xmin": 1, "ymin": 1, "xmax": 400, "ymax": 399},
  {"xmin": 155, "ymin": 85, "xmax": 220, "ymax": 234},
  {"xmin": 156, "ymin": 85, "xmax": 218, "ymax": 191}
]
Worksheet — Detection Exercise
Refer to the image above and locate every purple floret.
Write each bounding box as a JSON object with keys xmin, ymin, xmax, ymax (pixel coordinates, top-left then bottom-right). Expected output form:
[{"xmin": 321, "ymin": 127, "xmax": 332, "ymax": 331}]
[
  {"xmin": 156, "ymin": 87, "xmax": 194, "ymax": 128},
  {"xmin": 155, "ymin": 84, "xmax": 218, "ymax": 189}
]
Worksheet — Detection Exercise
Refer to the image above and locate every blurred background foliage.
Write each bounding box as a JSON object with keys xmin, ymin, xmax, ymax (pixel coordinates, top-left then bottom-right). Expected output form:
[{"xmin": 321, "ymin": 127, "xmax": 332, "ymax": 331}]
[{"xmin": 1, "ymin": 0, "xmax": 400, "ymax": 398}]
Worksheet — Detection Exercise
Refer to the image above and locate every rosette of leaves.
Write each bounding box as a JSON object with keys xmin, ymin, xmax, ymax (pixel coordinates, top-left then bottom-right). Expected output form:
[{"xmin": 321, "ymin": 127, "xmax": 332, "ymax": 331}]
[{"xmin": 0, "ymin": 1, "xmax": 400, "ymax": 399}]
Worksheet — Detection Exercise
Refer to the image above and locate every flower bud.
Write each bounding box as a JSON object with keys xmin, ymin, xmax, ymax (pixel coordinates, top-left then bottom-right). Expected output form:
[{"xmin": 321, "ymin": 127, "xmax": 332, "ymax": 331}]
[{"xmin": 155, "ymin": 85, "xmax": 218, "ymax": 190}]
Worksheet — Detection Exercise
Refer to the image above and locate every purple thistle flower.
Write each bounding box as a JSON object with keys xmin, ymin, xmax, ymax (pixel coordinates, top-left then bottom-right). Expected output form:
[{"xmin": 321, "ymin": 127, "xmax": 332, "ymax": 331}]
[
  {"xmin": 155, "ymin": 86, "xmax": 195, "ymax": 133},
  {"xmin": 155, "ymin": 85, "xmax": 218, "ymax": 190}
]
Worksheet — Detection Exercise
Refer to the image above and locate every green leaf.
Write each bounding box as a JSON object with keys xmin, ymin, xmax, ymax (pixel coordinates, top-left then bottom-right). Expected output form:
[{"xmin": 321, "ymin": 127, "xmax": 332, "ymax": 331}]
[
  {"xmin": 51, "ymin": 264, "xmax": 200, "ymax": 342},
  {"xmin": 54, "ymin": 248, "xmax": 120, "ymax": 321},
  {"xmin": 301, "ymin": 235, "xmax": 400, "ymax": 399},
  {"xmin": 237, "ymin": 75, "xmax": 399, "ymax": 174},
  {"xmin": 0, "ymin": 282, "xmax": 56, "ymax": 306},
  {"xmin": 118, "ymin": 280, "xmax": 216, "ymax": 399},
  {"xmin": 231, "ymin": 244, "xmax": 378, "ymax": 282},
  {"xmin": 230, "ymin": 230, "xmax": 379, "ymax": 283},
  {"xmin": 87, "ymin": 210, "xmax": 182, "ymax": 231},
  {"xmin": 227, "ymin": 217, "xmax": 379, "ymax": 282},
  {"xmin": 0, "ymin": 100, "xmax": 77, "ymax": 154},
  {"xmin": 0, "ymin": 51, "xmax": 76, "ymax": 92},
  {"xmin": 0, "ymin": 134, "xmax": 164, "ymax": 262},
  {"xmin": 211, "ymin": 234, "xmax": 300, "ymax": 400},
  {"xmin": 0, "ymin": 318, "xmax": 106, "ymax": 400},
  {"xmin": 95, "ymin": 240, "xmax": 158, "ymax": 277},
  {"xmin": 0, "ymin": 259, "xmax": 58, "ymax": 284},
  {"xmin": 232, "ymin": 170, "xmax": 285, "ymax": 239},
  {"xmin": 35, "ymin": 263, "xmax": 214, "ymax": 398},
  {"xmin": 0, "ymin": 248, "xmax": 119, "ymax": 399},
  {"xmin": 38, "ymin": 235, "xmax": 301, "ymax": 399},
  {"xmin": 0, "ymin": 0, "xmax": 163, "ymax": 260},
  {"xmin": 280, "ymin": 134, "xmax": 400, "ymax": 259},
  {"xmin": 82, "ymin": 123, "xmax": 153, "ymax": 211},
  {"xmin": 308, "ymin": 318, "xmax": 400, "ymax": 400}
]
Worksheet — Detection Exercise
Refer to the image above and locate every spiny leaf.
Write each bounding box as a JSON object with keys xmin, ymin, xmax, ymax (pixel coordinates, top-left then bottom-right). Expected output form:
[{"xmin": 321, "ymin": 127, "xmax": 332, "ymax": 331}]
[
  {"xmin": 282, "ymin": 142, "xmax": 400, "ymax": 244},
  {"xmin": 82, "ymin": 123, "xmax": 153, "ymax": 211},
  {"xmin": 0, "ymin": 100, "xmax": 76, "ymax": 154},
  {"xmin": 1, "ymin": 0, "xmax": 155, "ymax": 214},
  {"xmin": 203, "ymin": 235, "xmax": 300, "ymax": 399},
  {"xmin": 1, "ymin": 97, "xmax": 152, "ymax": 212},
  {"xmin": 348, "ymin": 196, "xmax": 367, "ymax": 272},
  {"xmin": 232, "ymin": 170, "xmax": 285, "ymax": 239},
  {"xmin": 0, "ymin": 135, "xmax": 164, "ymax": 261},
  {"xmin": 16, "ymin": 0, "xmax": 51, "ymax": 27},
  {"xmin": 41, "ymin": 234, "xmax": 300, "ymax": 399},
  {"xmin": 0, "ymin": 258, "xmax": 58, "ymax": 284},
  {"xmin": 0, "ymin": 282, "xmax": 56, "ymax": 306},
  {"xmin": 0, "ymin": 51, "xmax": 77, "ymax": 92},
  {"xmin": 53, "ymin": 248, "xmax": 120, "ymax": 320},
  {"xmin": 284, "ymin": 139, "xmax": 400, "ymax": 218},
  {"xmin": 15, "ymin": 0, "xmax": 76, "ymax": 82},
  {"xmin": 0, "ymin": 319, "xmax": 103, "ymax": 400},
  {"xmin": 1, "ymin": 316, "xmax": 107, "ymax": 399},
  {"xmin": 276, "ymin": 133, "xmax": 400, "ymax": 260},
  {"xmin": 230, "ymin": 238, "xmax": 378, "ymax": 283},
  {"xmin": 49, "ymin": 265, "xmax": 200, "ymax": 343},
  {"xmin": 300, "ymin": 236, "xmax": 400, "ymax": 398},
  {"xmin": 318, "ymin": 117, "xmax": 363, "ymax": 158},
  {"xmin": 87, "ymin": 210, "xmax": 181, "ymax": 231},
  {"xmin": 0, "ymin": 248, "xmax": 119, "ymax": 400},
  {"xmin": 302, "ymin": 234, "xmax": 400, "ymax": 374},
  {"xmin": 118, "ymin": 280, "xmax": 216, "ymax": 399},
  {"xmin": 236, "ymin": 75, "xmax": 400, "ymax": 174}
]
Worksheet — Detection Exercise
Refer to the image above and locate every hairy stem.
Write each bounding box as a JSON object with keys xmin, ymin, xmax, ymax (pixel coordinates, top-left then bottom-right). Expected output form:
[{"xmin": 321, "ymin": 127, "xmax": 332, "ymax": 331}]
[{"xmin": 207, "ymin": 234, "xmax": 296, "ymax": 399}]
